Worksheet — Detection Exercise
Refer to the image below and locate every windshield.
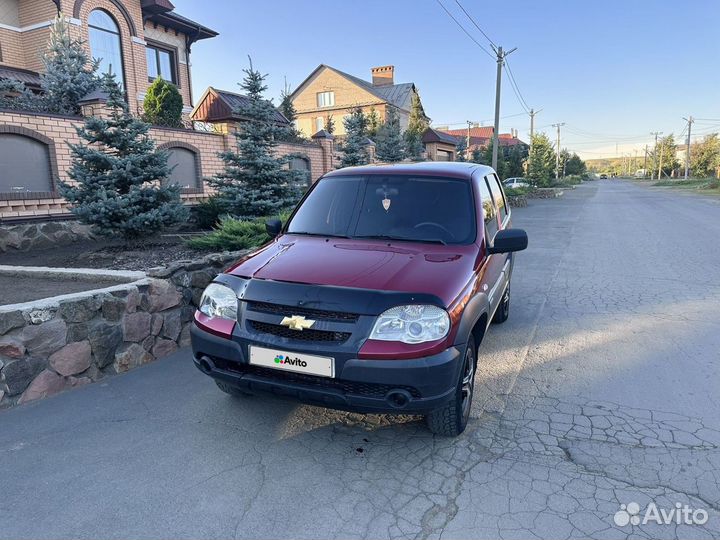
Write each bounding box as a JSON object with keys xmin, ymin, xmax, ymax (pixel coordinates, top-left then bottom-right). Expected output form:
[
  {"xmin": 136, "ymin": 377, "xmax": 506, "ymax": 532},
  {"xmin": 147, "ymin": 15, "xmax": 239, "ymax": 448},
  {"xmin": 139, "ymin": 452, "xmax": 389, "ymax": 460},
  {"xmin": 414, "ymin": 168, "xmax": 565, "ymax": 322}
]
[{"xmin": 286, "ymin": 175, "xmax": 476, "ymax": 245}]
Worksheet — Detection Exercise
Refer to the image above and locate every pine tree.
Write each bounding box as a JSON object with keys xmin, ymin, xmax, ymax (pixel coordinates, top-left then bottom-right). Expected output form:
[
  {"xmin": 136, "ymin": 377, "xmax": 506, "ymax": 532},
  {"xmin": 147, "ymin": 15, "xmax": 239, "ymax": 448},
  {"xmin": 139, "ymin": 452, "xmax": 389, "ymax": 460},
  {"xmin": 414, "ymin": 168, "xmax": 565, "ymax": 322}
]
[
  {"xmin": 527, "ymin": 133, "xmax": 556, "ymax": 187},
  {"xmin": 404, "ymin": 93, "xmax": 428, "ymax": 161},
  {"xmin": 278, "ymin": 83, "xmax": 305, "ymax": 142},
  {"xmin": 365, "ymin": 108, "xmax": 381, "ymax": 139},
  {"xmin": 375, "ymin": 107, "xmax": 405, "ymax": 162},
  {"xmin": 404, "ymin": 129, "xmax": 425, "ymax": 161},
  {"xmin": 207, "ymin": 60, "xmax": 304, "ymax": 218},
  {"xmin": 455, "ymin": 137, "xmax": 467, "ymax": 162},
  {"xmin": 325, "ymin": 114, "xmax": 335, "ymax": 135},
  {"xmin": 41, "ymin": 13, "xmax": 98, "ymax": 114},
  {"xmin": 60, "ymin": 73, "xmax": 187, "ymax": 240},
  {"xmin": 341, "ymin": 108, "xmax": 369, "ymax": 167},
  {"xmin": 0, "ymin": 77, "xmax": 44, "ymax": 111},
  {"xmin": 143, "ymin": 77, "xmax": 183, "ymax": 127}
]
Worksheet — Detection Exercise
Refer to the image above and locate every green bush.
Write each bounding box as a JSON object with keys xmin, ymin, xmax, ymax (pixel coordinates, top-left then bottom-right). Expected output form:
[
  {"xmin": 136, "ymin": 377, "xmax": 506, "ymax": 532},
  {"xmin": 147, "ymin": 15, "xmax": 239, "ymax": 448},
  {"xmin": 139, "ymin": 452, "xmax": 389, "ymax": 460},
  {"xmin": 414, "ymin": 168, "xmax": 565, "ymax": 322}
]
[
  {"xmin": 192, "ymin": 197, "xmax": 227, "ymax": 230},
  {"xmin": 504, "ymin": 186, "xmax": 532, "ymax": 197},
  {"xmin": 188, "ymin": 210, "xmax": 293, "ymax": 251},
  {"xmin": 143, "ymin": 77, "xmax": 183, "ymax": 128}
]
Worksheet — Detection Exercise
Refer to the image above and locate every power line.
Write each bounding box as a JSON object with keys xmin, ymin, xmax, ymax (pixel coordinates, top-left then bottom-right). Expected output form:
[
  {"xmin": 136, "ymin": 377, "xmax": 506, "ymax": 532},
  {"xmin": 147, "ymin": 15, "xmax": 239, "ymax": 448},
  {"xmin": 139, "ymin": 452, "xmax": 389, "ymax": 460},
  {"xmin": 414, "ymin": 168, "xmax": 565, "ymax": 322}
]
[
  {"xmin": 433, "ymin": 0, "xmax": 495, "ymax": 60},
  {"xmin": 503, "ymin": 59, "xmax": 530, "ymax": 113},
  {"xmin": 452, "ymin": 0, "xmax": 497, "ymax": 50}
]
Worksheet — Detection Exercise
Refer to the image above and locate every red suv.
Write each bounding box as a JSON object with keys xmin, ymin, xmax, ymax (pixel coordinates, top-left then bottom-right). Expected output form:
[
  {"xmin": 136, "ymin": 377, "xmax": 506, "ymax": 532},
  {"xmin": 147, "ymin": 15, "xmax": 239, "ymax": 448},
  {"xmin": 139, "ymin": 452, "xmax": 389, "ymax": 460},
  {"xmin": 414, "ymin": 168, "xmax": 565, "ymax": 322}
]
[{"xmin": 191, "ymin": 162, "xmax": 527, "ymax": 436}]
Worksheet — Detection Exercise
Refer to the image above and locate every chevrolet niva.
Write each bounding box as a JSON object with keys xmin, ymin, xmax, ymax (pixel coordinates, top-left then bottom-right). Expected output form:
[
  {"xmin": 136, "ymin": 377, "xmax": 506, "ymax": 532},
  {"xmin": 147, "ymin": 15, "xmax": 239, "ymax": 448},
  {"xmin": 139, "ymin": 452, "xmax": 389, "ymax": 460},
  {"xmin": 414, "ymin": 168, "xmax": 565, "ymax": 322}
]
[{"xmin": 191, "ymin": 162, "xmax": 528, "ymax": 436}]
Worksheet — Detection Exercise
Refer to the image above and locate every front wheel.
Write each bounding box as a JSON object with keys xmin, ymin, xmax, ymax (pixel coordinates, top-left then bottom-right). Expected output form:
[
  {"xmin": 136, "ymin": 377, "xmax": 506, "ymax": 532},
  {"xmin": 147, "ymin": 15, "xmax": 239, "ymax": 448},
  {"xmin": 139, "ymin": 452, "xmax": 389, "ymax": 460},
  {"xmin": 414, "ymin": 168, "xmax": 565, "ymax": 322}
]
[{"xmin": 425, "ymin": 340, "xmax": 476, "ymax": 437}]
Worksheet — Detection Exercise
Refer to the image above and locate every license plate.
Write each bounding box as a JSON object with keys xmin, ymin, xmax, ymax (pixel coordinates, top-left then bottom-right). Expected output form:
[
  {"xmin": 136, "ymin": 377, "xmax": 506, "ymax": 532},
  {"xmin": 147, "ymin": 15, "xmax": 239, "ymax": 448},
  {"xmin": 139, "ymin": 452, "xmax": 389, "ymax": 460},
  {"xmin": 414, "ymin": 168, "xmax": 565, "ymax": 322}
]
[{"xmin": 249, "ymin": 346, "xmax": 335, "ymax": 378}]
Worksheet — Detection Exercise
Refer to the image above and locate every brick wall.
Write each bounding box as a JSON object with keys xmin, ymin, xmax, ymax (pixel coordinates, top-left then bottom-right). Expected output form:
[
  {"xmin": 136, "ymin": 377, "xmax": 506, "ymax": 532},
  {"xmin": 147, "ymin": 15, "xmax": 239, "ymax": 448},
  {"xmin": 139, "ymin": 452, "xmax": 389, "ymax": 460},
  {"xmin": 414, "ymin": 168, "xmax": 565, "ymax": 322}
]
[
  {"xmin": 0, "ymin": 0, "xmax": 197, "ymax": 109},
  {"xmin": 0, "ymin": 110, "xmax": 336, "ymax": 221}
]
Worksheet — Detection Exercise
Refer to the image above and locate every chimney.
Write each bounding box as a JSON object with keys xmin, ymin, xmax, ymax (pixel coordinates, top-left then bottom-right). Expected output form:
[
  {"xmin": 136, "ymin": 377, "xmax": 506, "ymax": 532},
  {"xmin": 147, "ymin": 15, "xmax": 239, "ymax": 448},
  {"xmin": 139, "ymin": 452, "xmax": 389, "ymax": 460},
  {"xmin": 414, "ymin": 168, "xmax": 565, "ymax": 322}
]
[{"xmin": 371, "ymin": 65, "xmax": 395, "ymax": 86}]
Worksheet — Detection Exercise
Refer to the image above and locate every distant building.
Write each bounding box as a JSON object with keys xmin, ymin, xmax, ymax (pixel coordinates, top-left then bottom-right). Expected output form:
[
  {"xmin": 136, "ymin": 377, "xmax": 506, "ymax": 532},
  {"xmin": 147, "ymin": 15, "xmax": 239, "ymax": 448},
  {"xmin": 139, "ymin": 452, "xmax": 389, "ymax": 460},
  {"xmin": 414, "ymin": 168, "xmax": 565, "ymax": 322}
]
[
  {"xmin": 437, "ymin": 126, "xmax": 528, "ymax": 153},
  {"xmin": 422, "ymin": 128, "xmax": 459, "ymax": 161},
  {"xmin": 290, "ymin": 64, "xmax": 429, "ymax": 137}
]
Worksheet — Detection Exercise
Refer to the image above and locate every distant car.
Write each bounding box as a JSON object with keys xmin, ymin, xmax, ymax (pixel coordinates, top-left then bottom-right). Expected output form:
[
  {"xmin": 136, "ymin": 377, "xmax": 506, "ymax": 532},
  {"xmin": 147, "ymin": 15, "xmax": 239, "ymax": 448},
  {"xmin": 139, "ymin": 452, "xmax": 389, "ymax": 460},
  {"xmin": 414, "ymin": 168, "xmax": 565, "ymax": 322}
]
[
  {"xmin": 599, "ymin": 173, "xmax": 608, "ymax": 179},
  {"xmin": 503, "ymin": 177, "xmax": 530, "ymax": 189}
]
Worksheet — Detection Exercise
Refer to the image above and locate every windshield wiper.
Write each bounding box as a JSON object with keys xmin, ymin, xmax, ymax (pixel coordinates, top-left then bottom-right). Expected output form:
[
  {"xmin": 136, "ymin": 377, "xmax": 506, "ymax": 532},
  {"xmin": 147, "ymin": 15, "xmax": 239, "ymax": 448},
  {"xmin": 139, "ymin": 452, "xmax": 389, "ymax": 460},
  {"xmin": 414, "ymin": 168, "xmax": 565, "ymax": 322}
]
[
  {"xmin": 352, "ymin": 234, "xmax": 447, "ymax": 245},
  {"xmin": 287, "ymin": 231, "xmax": 352, "ymax": 239}
]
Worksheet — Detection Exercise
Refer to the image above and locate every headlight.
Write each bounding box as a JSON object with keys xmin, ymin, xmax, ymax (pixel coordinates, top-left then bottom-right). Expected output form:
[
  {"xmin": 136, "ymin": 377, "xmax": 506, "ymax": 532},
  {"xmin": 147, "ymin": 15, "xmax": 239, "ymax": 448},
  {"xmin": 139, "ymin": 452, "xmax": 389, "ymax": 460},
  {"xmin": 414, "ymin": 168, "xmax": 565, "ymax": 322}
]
[
  {"xmin": 369, "ymin": 304, "xmax": 450, "ymax": 344},
  {"xmin": 198, "ymin": 283, "xmax": 238, "ymax": 320}
]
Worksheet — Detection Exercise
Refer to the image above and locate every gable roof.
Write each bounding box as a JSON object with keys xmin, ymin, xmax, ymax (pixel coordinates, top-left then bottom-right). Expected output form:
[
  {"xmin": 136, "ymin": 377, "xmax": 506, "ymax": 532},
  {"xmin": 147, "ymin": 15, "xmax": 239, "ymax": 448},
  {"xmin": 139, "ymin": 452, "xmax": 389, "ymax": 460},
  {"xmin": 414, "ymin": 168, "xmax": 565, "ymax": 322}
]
[
  {"xmin": 437, "ymin": 126, "xmax": 527, "ymax": 149},
  {"xmin": 422, "ymin": 127, "xmax": 459, "ymax": 145},
  {"xmin": 290, "ymin": 64, "xmax": 417, "ymax": 112},
  {"xmin": 190, "ymin": 87, "xmax": 289, "ymax": 124},
  {"xmin": 141, "ymin": 0, "xmax": 218, "ymax": 42}
]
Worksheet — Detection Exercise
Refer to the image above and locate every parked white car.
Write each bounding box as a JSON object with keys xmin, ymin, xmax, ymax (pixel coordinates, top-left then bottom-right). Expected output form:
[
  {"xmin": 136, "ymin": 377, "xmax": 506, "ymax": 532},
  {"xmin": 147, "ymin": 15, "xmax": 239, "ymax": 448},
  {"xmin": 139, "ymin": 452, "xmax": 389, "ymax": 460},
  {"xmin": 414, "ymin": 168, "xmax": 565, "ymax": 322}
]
[{"xmin": 503, "ymin": 177, "xmax": 531, "ymax": 189}]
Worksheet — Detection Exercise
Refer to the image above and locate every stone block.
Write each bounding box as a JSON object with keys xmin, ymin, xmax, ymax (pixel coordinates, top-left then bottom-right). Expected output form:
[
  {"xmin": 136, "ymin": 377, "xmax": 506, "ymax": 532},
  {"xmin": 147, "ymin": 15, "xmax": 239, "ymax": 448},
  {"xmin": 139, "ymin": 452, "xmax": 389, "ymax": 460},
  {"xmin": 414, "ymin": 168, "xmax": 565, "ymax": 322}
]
[{"xmin": 49, "ymin": 340, "xmax": 92, "ymax": 377}]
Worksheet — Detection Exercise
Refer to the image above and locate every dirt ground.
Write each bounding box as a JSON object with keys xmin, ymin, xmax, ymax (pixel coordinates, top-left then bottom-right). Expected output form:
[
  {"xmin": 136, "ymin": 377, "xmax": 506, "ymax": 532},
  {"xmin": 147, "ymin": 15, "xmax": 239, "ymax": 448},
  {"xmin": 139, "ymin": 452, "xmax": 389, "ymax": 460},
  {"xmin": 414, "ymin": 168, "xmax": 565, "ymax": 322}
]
[
  {"xmin": 0, "ymin": 235, "xmax": 211, "ymax": 272},
  {"xmin": 0, "ymin": 275, "xmax": 127, "ymax": 306}
]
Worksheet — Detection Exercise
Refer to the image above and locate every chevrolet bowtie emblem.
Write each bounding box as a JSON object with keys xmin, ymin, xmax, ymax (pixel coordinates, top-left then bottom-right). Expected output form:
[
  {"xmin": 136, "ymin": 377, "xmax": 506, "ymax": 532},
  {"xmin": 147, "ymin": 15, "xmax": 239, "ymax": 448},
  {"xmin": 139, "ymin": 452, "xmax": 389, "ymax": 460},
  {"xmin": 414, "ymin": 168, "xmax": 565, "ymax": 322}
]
[{"xmin": 280, "ymin": 315, "xmax": 315, "ymax": 331}]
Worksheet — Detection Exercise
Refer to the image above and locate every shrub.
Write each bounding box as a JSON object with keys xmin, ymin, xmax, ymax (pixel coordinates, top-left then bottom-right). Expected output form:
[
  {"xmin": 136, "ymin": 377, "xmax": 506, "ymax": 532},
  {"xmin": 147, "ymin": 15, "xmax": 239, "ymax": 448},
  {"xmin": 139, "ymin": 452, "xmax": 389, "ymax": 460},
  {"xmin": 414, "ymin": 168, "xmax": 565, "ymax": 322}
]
[
  {"xmin": 143, "ymin": 77, "xmax": 183, "ymax": 128},
  {"xmin": 188, "ymin": 210, "xmax": 293, "ymax": 251},
  {"xmin": 191, "ymin": 197, "xmax": 227, "ymax": 230}
]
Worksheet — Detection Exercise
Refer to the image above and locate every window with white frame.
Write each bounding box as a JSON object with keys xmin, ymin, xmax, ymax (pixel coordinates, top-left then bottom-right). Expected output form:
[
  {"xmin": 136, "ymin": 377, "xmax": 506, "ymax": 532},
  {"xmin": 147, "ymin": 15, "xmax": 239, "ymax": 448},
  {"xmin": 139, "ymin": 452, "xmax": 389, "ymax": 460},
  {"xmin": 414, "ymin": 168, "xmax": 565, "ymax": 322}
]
[
  {"xmin": 316, "ymin": 91, "xmax": 335, "ymax": 108},
  {"xmin": 315, "ymin": 117, "xmax": 324, "ymax": 133}
]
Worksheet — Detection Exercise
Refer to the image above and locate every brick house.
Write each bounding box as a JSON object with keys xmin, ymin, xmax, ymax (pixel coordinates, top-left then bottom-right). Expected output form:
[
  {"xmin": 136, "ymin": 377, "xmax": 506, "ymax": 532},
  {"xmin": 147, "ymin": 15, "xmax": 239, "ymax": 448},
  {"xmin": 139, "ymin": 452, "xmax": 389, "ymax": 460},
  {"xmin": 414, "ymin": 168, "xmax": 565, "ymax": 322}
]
[
  {"xmin": 0, "ymin": 0, "xmax": 337, "ymax": 224},
  {"xmin": 290, "ymin": 64, "xmax": 429, "ymax": 138},
  {"xmin": 438, "ymin": 126, "xmax": 528, "ymax": 154}
]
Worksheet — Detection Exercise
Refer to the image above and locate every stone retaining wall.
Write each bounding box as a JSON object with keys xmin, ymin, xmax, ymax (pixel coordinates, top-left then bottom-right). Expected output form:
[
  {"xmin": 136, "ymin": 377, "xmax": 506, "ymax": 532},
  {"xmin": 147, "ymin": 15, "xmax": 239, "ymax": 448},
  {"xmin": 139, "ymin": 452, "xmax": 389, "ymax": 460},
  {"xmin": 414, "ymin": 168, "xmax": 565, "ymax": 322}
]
[
  {"xmin": 0, "ymin": 220, "xmax": 94, "ymax": 253},
  {"xmin": 0, "ymin": 250, "xmax": 247, "ymax": 409}
]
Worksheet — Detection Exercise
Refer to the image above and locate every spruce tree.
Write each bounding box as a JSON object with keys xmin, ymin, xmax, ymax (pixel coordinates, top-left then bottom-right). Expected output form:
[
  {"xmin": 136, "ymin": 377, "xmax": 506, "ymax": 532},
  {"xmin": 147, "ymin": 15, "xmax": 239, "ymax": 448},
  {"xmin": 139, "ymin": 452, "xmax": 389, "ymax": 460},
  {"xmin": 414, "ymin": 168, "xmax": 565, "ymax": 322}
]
[
  {"xmin": 278, "ymin": 83, "xmax": 305, "ymax": 142},
  {"xmin": 404, "ymin": 93, "xmax": 428, "ymax": 161},
  {"xmin": 208, "ymin": 60, "xmax": 303, "ymax": 218},
  {"xmin": 60, "ymin": 73, "xmax": 187, "ymax": 240},
  {"xmin": 365, "ymin": 108, "xmax": 381, "ymax": 139},
  {"xmin": 324, "ymin": 114, "xmax": 335, "ymax": 135},
  {"xmin": 375, "ymin": 107, "xmax": 405, "ymax": 162},
  {"xmin": 41, "ymin": 13, "xmax": 98, "ymax": 114},
  {"xmin": 455, "ymin": 137, "xmax": 467, "ymax": 162},
  {"xmin": 340, "ymin": 108, "xmax": 369, "ymax": 167},
  {"xmin": 0, "ymin": 77, "xmax": 44, "ymax": 111},
  {"xmin": 404, "ymin": 129, "xmax": 425, "ymax": 161}
]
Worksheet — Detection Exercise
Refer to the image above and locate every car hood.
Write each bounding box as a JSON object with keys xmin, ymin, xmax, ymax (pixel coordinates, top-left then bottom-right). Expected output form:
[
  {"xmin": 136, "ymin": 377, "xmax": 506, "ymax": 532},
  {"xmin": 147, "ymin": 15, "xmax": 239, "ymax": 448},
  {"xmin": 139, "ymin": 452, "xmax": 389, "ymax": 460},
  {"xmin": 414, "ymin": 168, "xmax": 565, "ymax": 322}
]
[{"xmin": 227, "ymin": 234, "xmax": 479, "ymax": 306}]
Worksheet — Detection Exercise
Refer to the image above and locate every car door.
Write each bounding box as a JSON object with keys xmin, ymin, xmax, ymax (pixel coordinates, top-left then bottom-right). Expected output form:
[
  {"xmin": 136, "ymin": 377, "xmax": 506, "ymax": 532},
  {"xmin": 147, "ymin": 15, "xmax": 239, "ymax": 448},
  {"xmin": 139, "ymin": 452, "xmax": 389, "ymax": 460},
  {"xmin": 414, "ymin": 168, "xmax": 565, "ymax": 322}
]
[
  {"xmin": 476, "ymin": 174, "xmax": 505, "ymax": 318},
  {"xmin": 483, "ymin": 173, "xmax": 512, "ymax": 317}
]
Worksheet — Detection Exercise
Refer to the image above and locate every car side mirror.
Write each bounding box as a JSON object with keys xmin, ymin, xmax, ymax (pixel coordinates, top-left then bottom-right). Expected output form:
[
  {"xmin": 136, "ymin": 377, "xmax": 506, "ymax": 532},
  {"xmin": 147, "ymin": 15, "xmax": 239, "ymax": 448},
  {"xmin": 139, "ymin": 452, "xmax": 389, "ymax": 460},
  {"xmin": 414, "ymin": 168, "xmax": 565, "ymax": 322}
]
[
  {"xmin": 487, "ymin": 228, "xmax": 528, "ymax": 254},
  {"xmin": 265, "ymin": 219, "xmax": 282, "ymax": 238}
]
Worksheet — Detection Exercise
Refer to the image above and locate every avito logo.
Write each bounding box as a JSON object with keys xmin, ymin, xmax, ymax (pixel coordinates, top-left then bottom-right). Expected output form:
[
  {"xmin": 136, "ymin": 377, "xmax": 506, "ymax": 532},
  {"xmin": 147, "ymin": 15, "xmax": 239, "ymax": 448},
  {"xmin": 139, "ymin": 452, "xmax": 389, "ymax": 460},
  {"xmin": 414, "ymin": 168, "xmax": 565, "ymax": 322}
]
[{"xmin": 274, "ymin": 354, "xmax": 308, "ymax": 368}]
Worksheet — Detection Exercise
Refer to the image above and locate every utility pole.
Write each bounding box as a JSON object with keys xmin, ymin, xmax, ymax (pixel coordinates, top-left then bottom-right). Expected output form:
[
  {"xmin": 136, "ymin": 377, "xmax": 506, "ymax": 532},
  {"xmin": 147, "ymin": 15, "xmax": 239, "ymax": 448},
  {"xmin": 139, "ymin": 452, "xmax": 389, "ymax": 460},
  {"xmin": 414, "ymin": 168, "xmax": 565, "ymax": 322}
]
[
  {"xmin": 683, "ymin": 116, "xmax": 694, "ymax": 179},
  {"xmin": 466, "ymin": 121, "xmax": 472, "ymax": 160},
  {"xmin": 658, "ymin": 138, "xmax": 664, "ymax": 180},
  {"xmin": 650, "ymin": 131, "xmax": 662, "ymax": 179},
  {"xmin": 643, "ymin": 144, "xmax": 648, "ymax": 176},
  {"xmin": 491, "ymin": 45, "xmax": 516, "ymax": 171},
  {"xmin": 552, "ymin": 123, "xmax": 565, "ymax": 178}
]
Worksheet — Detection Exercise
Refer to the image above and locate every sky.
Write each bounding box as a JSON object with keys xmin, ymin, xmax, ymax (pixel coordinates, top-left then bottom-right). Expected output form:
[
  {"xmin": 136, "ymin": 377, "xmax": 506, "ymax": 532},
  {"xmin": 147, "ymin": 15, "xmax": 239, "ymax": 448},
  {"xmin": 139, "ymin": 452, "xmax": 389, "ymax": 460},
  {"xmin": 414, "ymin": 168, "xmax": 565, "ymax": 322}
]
[{"xmin": 174, "ymin": 0, "xmax": 720, "ymax": 160}]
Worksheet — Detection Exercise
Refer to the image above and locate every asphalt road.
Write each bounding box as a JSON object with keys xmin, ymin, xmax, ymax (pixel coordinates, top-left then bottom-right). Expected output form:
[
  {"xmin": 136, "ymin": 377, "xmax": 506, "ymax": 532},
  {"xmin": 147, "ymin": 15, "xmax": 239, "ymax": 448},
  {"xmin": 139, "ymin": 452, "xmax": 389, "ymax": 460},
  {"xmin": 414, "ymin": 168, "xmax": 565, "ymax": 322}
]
[{"xmin": 2, "ymin": 180, "xmax": 720, "ymax": 540}]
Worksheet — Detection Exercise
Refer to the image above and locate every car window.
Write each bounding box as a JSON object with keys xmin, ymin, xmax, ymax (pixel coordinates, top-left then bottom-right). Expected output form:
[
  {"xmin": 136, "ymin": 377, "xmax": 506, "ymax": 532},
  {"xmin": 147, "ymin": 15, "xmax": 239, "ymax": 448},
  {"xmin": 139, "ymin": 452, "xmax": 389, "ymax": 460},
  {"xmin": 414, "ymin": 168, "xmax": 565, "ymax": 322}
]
[
  {"xmin": 486, "ymin": 174, "xmax": 508, "ymax": 223},
  {"xmin": 478, "ymin": 175, "xmax": 498, "ymax": 240},
  {"xmin": 287, "ymin": 175, "xmax": 476, "ymax": 244}
]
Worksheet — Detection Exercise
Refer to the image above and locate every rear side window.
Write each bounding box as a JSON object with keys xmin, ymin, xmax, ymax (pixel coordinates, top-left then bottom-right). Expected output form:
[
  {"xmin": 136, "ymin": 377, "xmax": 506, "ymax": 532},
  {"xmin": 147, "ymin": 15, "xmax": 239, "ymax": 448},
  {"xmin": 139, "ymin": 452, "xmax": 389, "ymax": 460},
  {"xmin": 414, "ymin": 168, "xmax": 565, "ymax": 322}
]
[
  {"xmin": 478, "ymin": 176, "xmax": 498, "ymax": 240},
  {"xmin": 486, "ymin": 174, "xmax": 508, "ymax": 222}
]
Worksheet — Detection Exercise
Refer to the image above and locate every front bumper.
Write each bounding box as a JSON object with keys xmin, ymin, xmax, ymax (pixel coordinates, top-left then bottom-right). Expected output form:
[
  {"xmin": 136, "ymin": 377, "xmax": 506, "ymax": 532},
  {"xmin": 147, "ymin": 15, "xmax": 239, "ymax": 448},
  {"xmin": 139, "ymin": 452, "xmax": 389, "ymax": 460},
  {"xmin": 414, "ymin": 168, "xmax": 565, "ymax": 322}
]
[{"xmin": 191, "ymin": 324, "xmax": 463, "ymax": 414}]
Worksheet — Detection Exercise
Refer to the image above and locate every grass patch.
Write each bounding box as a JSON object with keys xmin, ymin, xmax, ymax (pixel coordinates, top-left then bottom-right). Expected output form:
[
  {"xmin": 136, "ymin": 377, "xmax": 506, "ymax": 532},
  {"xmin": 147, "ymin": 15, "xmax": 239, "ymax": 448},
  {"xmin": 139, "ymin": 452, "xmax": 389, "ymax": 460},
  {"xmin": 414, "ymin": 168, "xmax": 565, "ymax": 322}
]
[
  {"xmin": 654, "ymin": 178, "xmax": 719, "ymax": 189},
  {"xmin": 187, "ymin": 210, "xmax": 292, "ymax": 251}
]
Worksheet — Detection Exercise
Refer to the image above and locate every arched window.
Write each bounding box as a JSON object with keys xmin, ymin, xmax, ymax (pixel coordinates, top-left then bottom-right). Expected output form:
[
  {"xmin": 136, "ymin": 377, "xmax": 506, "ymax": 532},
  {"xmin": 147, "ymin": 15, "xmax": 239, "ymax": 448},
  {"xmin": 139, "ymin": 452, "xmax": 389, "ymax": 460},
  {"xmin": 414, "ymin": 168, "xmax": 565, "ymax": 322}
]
[
  {"xmin": 0, "ymin": 134, "xmax": 53, "ymax": 194},
  {"xmin": 164, "ymin": 147, "xmax": 201, "ymax": 190},
  {"xmin": 88, "ymin": 10, "xmax": 125, "ymax": 89}
]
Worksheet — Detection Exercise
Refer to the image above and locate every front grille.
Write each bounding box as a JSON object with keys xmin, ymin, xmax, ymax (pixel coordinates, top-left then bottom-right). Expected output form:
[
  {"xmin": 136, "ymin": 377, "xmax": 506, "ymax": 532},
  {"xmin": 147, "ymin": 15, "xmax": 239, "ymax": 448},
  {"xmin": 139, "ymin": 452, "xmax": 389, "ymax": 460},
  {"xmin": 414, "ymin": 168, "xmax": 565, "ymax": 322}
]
[
  {"xmin": 249, "ymin": 321, "xmax": 351, "ymax": 343},
  {"xmin": 213, "ymin": 359, "xmax": 421, "ymax": 398},
  {"xmin": 246, "ymin": 301, "xmax": 360, "ymax": 323}
]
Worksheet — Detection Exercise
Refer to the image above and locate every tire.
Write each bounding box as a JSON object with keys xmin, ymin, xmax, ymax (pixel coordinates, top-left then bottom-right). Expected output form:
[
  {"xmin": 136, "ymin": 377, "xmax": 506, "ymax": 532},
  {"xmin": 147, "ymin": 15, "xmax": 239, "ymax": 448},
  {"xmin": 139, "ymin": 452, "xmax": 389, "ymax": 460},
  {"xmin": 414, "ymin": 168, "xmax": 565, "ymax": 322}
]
[
  {"xmin": 492, "ymin": 285, "xmax": 510, "ymax": 324},
  {"xmin": 425, "ymin": 339, "xmax": 476, "ymax": 437},
  {"xmin": 215, "ymin": 380, "xmax": 253, "ymax": 397}
]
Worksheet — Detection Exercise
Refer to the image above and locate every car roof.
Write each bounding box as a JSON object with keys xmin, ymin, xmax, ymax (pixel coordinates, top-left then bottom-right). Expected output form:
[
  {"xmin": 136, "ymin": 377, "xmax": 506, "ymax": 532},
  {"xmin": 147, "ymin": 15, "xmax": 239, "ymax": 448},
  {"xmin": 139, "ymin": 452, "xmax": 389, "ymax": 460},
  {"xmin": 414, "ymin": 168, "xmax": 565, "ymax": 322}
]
[{"xmin": 323, "ymin": 161, "xmax": 496, "ymax": 180}]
